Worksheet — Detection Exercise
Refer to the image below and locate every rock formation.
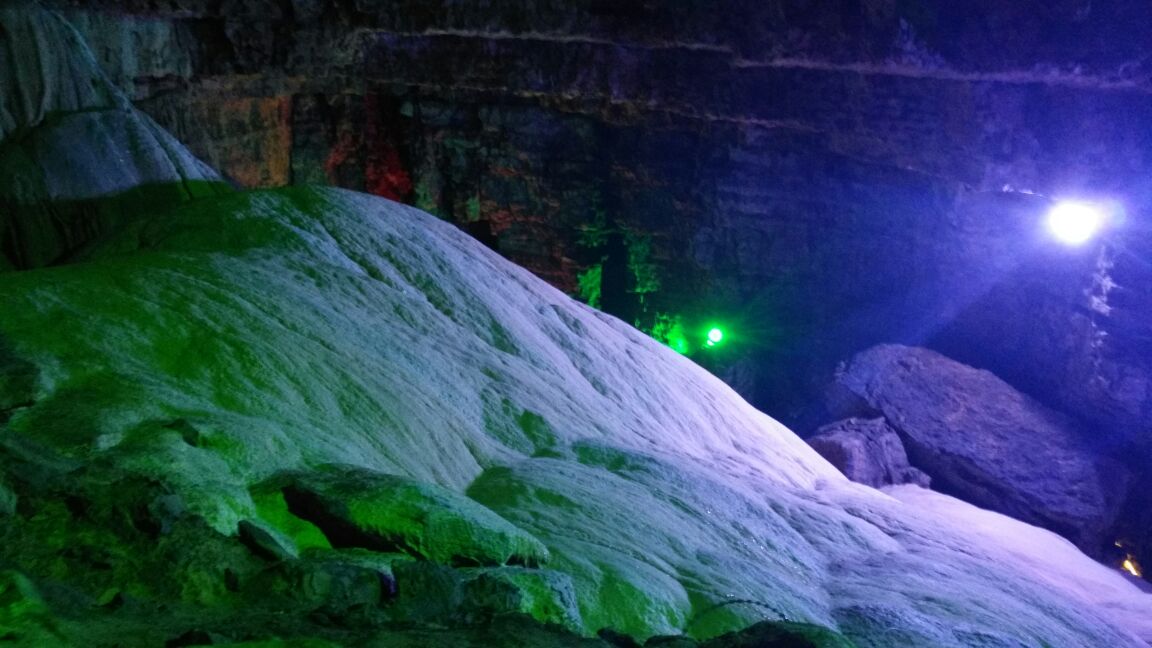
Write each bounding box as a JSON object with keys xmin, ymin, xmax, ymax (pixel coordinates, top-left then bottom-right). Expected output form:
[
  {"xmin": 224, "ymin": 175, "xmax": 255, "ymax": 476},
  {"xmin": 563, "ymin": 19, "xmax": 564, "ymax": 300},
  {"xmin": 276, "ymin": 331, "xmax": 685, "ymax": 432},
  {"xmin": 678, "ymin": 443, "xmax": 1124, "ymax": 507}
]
[
  {"xmin": 0, "ymin": 2, "xmax": 223, "ymax": 270},
  {"xmin": 1, "ymin": 5, "xmax": 1151, "ymax": 645},
  {"xmin": 28, "ymin": 0, "xmax": 1152, "ymax": 570},
  {"xmin": 806, "ymin": 417, "xmax": 930, "ymax": 489},
  {"xmin": 831, "ymin": 344, "xmax": 1128, "ymax": 555}
]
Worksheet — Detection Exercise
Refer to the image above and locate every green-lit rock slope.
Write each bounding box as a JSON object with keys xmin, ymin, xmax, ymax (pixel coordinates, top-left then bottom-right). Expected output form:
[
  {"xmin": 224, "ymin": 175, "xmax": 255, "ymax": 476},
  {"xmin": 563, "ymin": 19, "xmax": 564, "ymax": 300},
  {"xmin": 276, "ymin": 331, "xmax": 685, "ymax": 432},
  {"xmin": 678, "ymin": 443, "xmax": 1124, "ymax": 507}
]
[{"xmin": 1, "ymin": 3, "xmax": 1150, "ymax": 646}]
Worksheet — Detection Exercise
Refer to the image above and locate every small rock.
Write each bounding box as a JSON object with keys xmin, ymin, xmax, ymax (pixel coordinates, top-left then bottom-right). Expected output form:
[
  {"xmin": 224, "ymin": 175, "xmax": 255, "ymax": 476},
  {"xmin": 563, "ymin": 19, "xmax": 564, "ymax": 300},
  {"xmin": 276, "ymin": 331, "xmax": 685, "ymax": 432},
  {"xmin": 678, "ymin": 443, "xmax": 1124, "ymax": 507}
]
[
  {"xmin": 806, "ymin": 417, "xmax": 930, "ymax": 488},
  {"xmin": 238, "ymin": 519, "xmax": 299, "ymax": 562},
  {"xmin": 464, "ymin": 567, "xmax": 583, "ymax": 629},
  {"xmin": 267, "ymin": 554, "xmax": 392, "ymax": 615}
]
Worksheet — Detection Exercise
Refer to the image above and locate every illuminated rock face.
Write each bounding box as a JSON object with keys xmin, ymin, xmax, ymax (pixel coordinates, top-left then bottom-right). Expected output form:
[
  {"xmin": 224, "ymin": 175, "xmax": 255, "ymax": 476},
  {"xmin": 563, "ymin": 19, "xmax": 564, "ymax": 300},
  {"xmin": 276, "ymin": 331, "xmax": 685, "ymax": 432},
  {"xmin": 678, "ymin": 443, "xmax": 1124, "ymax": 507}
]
[{"xmin": 833, "ymin": 344, "xmax": 1128, "ymax": 555}]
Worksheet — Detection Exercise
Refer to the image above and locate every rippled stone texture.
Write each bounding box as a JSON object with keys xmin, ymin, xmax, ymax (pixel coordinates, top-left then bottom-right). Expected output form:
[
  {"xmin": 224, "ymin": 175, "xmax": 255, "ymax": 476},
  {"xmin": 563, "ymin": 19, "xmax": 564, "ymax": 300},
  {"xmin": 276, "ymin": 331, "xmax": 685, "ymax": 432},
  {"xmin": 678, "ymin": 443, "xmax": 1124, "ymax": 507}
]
[{"xmin": 35, "ymin": 0, "xmax": 1152, "ymax": 570}]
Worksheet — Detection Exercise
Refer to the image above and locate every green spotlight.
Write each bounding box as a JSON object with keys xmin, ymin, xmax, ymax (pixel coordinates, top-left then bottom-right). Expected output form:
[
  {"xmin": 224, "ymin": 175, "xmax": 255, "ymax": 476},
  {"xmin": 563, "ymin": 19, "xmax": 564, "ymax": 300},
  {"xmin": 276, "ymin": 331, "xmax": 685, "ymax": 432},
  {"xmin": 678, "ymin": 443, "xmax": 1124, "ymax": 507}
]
[{"xmin": 705, "ymin": 327, "xmax": 724, "ymax": 347}]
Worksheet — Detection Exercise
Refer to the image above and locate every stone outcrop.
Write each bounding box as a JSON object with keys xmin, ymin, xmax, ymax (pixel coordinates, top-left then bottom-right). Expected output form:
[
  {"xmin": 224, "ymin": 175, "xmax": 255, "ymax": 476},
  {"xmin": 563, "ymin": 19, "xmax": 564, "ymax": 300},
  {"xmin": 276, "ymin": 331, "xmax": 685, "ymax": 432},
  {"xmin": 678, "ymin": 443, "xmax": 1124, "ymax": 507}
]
[
  {"xmin": 831, "ymin": 344, "xmax": 1128, "ymax": 554},
  {"xmin": 275, "ymin": 466, "xmax": 551, "ymax": 567},
  {"xmin": 806, "ymin": 417, "xmax": 930, "ymax": 489}
]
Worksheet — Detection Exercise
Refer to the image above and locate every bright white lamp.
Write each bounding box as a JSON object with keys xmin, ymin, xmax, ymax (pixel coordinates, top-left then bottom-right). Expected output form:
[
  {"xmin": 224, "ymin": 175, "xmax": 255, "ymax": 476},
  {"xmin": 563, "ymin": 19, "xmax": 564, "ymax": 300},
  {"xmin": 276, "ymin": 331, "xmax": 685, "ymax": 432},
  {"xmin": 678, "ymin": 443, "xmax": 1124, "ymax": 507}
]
[{"xmin": 1046, "ymin": 201, "xmax": 1105, "ymax": 245}]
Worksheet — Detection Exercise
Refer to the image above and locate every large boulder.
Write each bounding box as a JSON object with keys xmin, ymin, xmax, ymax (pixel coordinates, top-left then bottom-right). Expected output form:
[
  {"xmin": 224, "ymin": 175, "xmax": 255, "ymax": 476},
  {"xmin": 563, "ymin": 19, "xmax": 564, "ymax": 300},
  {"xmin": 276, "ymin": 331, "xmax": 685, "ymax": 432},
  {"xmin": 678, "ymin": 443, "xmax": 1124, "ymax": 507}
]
[
  {"xmin": 806, "ymin": 418, "xmax": 930, "ymax": 489},
  {"xmin": 831, "ymin": 344, "xmax": 1128, "ymax": 553}
]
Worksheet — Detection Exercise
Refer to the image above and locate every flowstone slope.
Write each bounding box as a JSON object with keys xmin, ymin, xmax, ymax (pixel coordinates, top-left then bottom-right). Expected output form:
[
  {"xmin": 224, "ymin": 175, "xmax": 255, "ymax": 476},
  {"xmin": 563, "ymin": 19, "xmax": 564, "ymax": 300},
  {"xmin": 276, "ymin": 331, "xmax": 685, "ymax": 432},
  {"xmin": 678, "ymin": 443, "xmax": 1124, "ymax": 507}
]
[
  {"xmin": 1, "ymin": 4, "xmax": 1151, "ymax": 647},
  {"xmin": 3, "ymin": 186, "xmax": 1151, "ymax": 645}
]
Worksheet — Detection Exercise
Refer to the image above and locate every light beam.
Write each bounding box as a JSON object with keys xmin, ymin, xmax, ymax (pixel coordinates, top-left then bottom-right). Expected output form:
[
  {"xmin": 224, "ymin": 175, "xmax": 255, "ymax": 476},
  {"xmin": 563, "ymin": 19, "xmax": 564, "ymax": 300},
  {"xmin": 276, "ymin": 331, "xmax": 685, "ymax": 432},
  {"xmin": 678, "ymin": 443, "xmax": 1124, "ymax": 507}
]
[{"xmin": 1046, "ymin": 201, "xmax": 1105, "ymax": 245}]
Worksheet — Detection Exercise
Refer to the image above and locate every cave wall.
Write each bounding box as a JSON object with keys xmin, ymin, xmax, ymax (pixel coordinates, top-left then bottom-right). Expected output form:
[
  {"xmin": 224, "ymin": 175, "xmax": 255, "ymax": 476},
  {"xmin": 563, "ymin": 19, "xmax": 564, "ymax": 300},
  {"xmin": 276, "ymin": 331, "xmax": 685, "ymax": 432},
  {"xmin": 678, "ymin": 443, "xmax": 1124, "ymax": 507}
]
[{"xmin": 41, "ymin": 0, "xmax": 1152, "ymax": 556}]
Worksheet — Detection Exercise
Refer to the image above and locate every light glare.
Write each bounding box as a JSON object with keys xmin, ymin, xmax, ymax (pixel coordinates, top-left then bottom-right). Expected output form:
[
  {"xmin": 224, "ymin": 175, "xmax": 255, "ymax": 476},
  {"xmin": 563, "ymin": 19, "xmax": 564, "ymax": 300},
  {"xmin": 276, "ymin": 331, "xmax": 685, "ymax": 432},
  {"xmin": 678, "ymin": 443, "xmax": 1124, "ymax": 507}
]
[{"xmin": 1046, "ymin": 201, "xmax": 1104, "ymax": 245}]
